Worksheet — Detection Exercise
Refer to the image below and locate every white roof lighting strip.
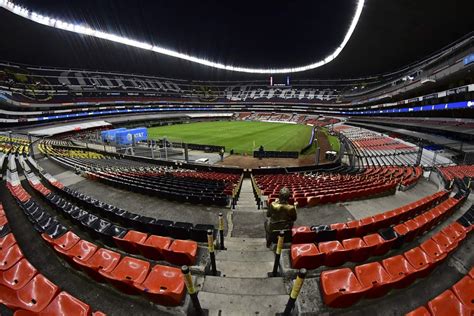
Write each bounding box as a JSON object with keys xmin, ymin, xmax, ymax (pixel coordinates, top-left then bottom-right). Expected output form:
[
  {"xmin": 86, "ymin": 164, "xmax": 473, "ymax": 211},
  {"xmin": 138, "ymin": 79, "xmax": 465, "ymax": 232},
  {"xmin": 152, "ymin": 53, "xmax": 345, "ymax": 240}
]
[{"xmin": 0, "ymin": 0, "xmax": 365, "ymax": 74}]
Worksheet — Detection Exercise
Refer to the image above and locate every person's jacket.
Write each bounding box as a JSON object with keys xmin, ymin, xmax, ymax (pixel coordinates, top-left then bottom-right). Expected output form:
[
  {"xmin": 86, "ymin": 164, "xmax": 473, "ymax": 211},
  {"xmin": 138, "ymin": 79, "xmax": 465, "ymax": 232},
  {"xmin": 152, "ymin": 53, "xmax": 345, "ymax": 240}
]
[{"xmin": 266, "ymin": 199, "xmax": 297, "ymax": 232}]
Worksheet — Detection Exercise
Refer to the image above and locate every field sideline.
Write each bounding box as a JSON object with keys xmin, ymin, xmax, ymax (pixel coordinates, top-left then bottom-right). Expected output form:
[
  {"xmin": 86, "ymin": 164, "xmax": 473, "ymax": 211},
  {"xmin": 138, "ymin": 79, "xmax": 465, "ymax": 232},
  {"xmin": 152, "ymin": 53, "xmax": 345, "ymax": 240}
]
[{"xmin": 147, "ymin": 121, "xmax": 315, "ymax": 154}]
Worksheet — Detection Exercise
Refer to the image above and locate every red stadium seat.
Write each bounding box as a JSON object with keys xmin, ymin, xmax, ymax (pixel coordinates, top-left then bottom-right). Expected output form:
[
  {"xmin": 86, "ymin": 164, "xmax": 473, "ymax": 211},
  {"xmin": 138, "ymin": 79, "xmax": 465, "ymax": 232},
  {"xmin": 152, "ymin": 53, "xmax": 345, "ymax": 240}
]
[
  {"xmin": 354, "ymin": 262, "xmax": 395, "ymax": 298},
  {"xmin": 73, "ymin": 248, "xmax": 121, "ymax": 282},
  {"xmin": 320, "ymin": 268, "xmax": 370, "ymax": 308},
  {"xmin": 330, "ymin": 223, "xmax": 352, "ymax": 240},
  {"xmin": 134, "ymin": 265, "xmax": 185, "ymax": 306},
  {"xmin": 362, "ymin": 233, "xmax": 394, "ymax": 256},
  {"xmin": 113, "ymin": 230, "xmax": 148, "ymax": 255},
  {"xmin": 427, "ymin": 290, "xmax": 471, "ymax": 316},
  {"xmin": 403, "ymin": 247, "xmax": 436, "ymax": 279},
  {"xmin": 405, "ymin": 306, "xmax": 431, "ymax": 316},
  {"xmin": 99, "ymin": 256, "xmax": 150, "ymax": 294},
  {"xmin": 420, "ymin": 239, "xmax": 448, "ymax": 264},
  {"xmin": 54, "ymin": 240, "xmax": 98, "ymax": 268},
  {"xmin": 0, "ymin": 233, "xmax": 16, "ymax": 251},
  {"xmin": 1, "ymin": 244, "xmax": 24, "ymax": 271},
  {"xmin": 0, "ymin": 274, "xmax": 59, "ymax": 312},
  {"xmin": 451, "ymin": 276, "xmax": 474, "ymax": 310},
  {"xmin": 430, "ymin": 233, "xmax": 458, "ymax": 253},
  {"xmin": 0, "ymin": 259, "xmax": 37, "ymax": 290},
  {"xmin": 440, "ymin": 223, "xmax": 466, "ymax": 243},
  {"xmin": 162, "ymin": 240, "xmax": 197, "ymax": 266},
  {"xmin": 469, "ymin": 267, "xmax": 474, "ymax": 279},
  {"xmin": 14, "ymin": 291, "xmax": 92, "ymax": 316},
  {"xmin": 342, "ymin": 238, "xmax": 373, "ymax": 262},
  {"xmin": 42, "ymin": 232, "xmax": 80, "ymax": 251},
  {"xmin": 291, "ymin": 226, "xmax": 316, "ymax": 244},
  {"xmin": 318, "ymin": 240, "xmax": 349, "ymax": 267},
  {"xmin": 136, "ymin": 235, "xmax": 172, "ymax": 260},
  {"xmin": 290, "ymin": 244, "xmax": 324, "ymax": 270},
  {"xmin": 381, "ymin": 255, "xmax": 417, "ymax": 289}
]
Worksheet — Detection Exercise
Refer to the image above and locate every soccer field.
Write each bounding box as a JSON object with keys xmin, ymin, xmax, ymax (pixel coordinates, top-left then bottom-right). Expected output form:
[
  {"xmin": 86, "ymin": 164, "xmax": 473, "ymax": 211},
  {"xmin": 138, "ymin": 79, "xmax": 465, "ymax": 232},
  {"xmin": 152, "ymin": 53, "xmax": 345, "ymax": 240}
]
[{"xmin": 148, "ymin": 121, "xmax": 315, "ymax": 154}]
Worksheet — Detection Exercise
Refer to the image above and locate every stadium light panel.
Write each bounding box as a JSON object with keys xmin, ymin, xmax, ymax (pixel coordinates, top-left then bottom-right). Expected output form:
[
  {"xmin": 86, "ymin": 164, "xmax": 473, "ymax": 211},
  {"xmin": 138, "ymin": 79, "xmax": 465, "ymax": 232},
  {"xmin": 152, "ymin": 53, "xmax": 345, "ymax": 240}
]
[{"xmin": 0, "ymin": 0, "xmax": 365, "ymax": 74}]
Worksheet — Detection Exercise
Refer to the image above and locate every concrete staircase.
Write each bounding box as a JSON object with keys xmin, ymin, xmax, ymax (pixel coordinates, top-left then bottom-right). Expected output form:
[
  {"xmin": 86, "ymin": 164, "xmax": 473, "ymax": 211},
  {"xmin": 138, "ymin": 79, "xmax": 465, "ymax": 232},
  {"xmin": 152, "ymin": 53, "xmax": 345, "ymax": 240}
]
[
  {"xmin": 235, "ymin": 179, "xmax": 259, "ymax": 212},
  {"xmin": 198, "ymin": 237, "xmax": 289, "ymax": 316},
  {"xmin": 198, "ymin": 179, "xmax": 289, "ymax": 315}
]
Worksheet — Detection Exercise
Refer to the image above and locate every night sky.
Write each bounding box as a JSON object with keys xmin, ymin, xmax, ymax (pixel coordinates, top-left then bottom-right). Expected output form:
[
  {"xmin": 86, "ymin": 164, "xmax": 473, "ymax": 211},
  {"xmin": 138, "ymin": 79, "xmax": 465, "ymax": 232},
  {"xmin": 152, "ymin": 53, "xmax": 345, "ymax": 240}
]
[{"xmin": 0, "ymin": 0, "xmax": 473, "ymax": 80}]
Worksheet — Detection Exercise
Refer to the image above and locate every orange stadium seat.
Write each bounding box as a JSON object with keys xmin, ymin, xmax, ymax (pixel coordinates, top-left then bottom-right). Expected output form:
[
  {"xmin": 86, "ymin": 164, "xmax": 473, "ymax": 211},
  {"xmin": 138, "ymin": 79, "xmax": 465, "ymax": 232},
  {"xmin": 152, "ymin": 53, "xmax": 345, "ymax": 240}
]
[
  {"xmin": 42, "ymin": 231, "xmax": 80, "ymax": 251},
  {"xmin": 451, "ymin": 276, "xmax": 474, "ymax": 310},
  {"xmin": 14, "ymin": 291, "xmax": 92, "ymax": 316},
  {"xmin": 133, "ymin": 265, "xmax": 185, "ymax": 306},
  {"xmin": 0, "ymin": 274, "xmax": 59, "ymax": 312},
  {"xmin": 113, "ymin": 230, "xmax": 147, "ymax": 255},
  {"xmin": 0, "ymin": 233, "xmax": 17, "ymax": 251},
  {"xmin": 318, "ymin": 240, "xmax": 350, "ymax": 267},
  {"xmin": 354, "ymin": 262, "xmax": 396, "ymax": 298},
  {"xmin": 0, "ymin": 244, "xmax": 24, "ymax": 271},
  {"xmin": 320, "ymin": 268, "xmax": 370, "ymax": 308},
  {"xmin": 403, "ymin": 247, "xmax": 436, "ymax": 279},
  {"xmin": 54, "ymin": 239, "xmax": 98, "ymax": 269},
  {"xmin": 99, "ymin": 256, "xmax": 150, "ymax": 294},
  {"xmin": 290, "ymin": 243, "xmax": 324, "ymax": 270},
  {"xmin": 136, "ymin": 235, "xmax": 172, "ymax": 260},
  {"xmin": 162, "ymin": 240, "xmax": 198, "ymax": 266},
  {"xmin": 381, "ymin": 255, "xmax": 417, "ymax": 289},
  {"xmin": 427, "ymin": 289, "xmax": 471, "ymax": 316},
  {"xmin": 0, "ymin": 259, "xmax": 37, "ymax": 291},
  {"xmin": 73, "ymin": 248, "xmax": 121, "ymax": 283}
]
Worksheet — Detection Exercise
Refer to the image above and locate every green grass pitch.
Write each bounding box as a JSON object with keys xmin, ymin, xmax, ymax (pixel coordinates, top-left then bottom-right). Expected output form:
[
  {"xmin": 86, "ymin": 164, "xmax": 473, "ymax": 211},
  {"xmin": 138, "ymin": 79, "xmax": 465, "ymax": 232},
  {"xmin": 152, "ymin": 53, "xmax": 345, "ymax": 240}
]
[{"xmin": 147, "ymin": 121, "xmax": 315, "ymax": 154}]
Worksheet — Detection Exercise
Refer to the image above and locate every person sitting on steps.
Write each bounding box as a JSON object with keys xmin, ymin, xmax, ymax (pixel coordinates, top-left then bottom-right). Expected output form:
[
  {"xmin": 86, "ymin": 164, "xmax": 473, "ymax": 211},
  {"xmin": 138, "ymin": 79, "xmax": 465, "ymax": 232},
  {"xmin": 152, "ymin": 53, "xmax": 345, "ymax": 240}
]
[{"xmin": 264, "ymin": 187, "xmax": 297, "ymax": 247}]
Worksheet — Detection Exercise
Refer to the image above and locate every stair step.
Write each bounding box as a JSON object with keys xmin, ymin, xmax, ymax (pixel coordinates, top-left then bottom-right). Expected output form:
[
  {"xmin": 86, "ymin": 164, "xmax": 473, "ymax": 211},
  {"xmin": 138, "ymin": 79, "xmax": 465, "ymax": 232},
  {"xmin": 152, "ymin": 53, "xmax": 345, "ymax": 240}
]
[
  {"xmin": 215, "ymin": 260, "xmax": 274, "ymax": 278},
  {"xmin": 215, "ymin": 250, "xmax": 275, "ymax": 262},
  {"xmin": 202, "ymin": 276, "xmax": 287, "ymax": 295},
  {"xmin": 199, "ymin": 292, "xmax": 288, "ymax": 316}
]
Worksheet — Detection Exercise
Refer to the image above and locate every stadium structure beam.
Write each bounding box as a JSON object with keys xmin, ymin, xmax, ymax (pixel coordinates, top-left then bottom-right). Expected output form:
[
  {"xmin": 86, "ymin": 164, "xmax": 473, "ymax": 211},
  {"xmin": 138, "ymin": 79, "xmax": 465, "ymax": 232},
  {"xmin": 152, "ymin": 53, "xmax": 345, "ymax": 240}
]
[{"xmin": 0, "ymin": 0, "xmax": 365, "ymax": 74}]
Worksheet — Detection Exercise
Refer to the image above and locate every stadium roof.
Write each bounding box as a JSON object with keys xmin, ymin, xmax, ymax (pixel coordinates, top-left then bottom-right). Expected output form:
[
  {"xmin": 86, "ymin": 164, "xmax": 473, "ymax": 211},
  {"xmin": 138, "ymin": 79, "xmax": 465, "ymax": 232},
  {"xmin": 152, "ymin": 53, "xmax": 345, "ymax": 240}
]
[{"xmin": 0, "ymin": 0, "xmax": 473, "ymax": 80}]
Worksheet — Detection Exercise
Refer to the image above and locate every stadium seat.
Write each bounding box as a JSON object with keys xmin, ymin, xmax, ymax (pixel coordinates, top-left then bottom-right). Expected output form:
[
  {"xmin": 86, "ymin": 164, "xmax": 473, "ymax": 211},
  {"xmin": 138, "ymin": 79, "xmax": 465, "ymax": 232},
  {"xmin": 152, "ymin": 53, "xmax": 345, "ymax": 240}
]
[
  {"xmin": 320, "ymin": 268, "xmax": 370, "ymax": 308},
  {"xmin": 318, "ymin": 240, "xmax": 349, "ymax": 267},
  {"xmin": 191, "ymin": 224, "xmax": 215, "ymax": 243},
  {"xmin": 169, "ymin": 222, "xmax": 193, "ymax": 240},
  {"xmin": 136, "ymin": 235, "xmax": 172, "ymax": 260},
  {"xmin": 420, "ymin": 239, "xmax": 448, "ymax": 263},
  {"xmin": 1, "ymin": 244, "xmax": 24, "ymax": 271},
  {"xmin": 469, "ymin": 267, "xmax": 474, "ymax": 279},
  {"xmin": 0, "ymin": 233, "xmax": 16, "ymax": 251},
  {"xmin": 113, "ymin": 230, "xmax": 148, "ymax": 254},
  {"xmin": 0, "ymin": 259, "xmax": 37, "ymax": 290},
  {"xmin": 342, "ymin": 238, "xmax": 373, "ymax": 262},
  {"xmin": 73, "ymin": 248, "xmax": 121, "ymax": 282},
  {"xmin": 430, "ymin": 233, "xmax": 458, "ymax": 253},
  {"xmin": 405, "ymin": 306, "xmax": 431, "ymax": 316},
  {"xmin": 14, "ymin": 291, "xmax": 92, "ymax": 316},
  {"xmin": 54, "ymin": 240, "xmax": 98, "ymax": 269},
  {"xmin": 99, "ymin": 256, "xmax": 150, "ymax": 294},
  {"xmin": 133, "ymin": 265, "xmax": 185, "ymax": 306},
  {"xmin": 427, "ymin": 289, "xmax": 471, "ymax": 316},
  {"xmin": 162, "ymin": 240, "xmax": 198, "ymax": 266},
  {"xmin": 291, "ymin": 226, "xmax": 316, "ymax": 244},
  {"xmin": 329, "ymin": 223, "xmax": 352, "ymax": 240},
  {"xmin": 42, "ymin": 231, "xmax": 80, "ymax": 251},
  {"xmin": 290, "ymin": 243, "xmax": 324, "ymax": 270},
  {"xmin": 362, "ymin": 233, "xmax": 393, "ymax": 256},
  {"xmin": 451, "ymin": 276, "xmax": 474, "ymax": 310},
  {"xmin": 354, "ymin": 262, "xmax": 395, "ymax": 298},
  {"xmin": 381, "ymin": 255, "xmax": 417, "ymax": 289},
  {"xmin": 403, "ymin": 247, "xmax": 436, "ymax": 279},
  {"xmin": 0, "ymin": 274, "xmax": 59, "ymax": 312}
]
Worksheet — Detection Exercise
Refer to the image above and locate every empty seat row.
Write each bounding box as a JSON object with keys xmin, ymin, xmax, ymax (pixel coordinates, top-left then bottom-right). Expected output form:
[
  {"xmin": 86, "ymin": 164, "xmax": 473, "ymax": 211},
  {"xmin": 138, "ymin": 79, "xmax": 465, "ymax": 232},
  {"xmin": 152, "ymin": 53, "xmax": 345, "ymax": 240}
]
[
  {"xmin": 19, "ymin": 168, "xmax": 198, "ymax": 266},
  {"xmin": 41, "ymin": 231, "xmax": 185, "ymax": 306},
  {"xmin": 406, "ymin": 268, "xmax": 474, "ymax": 316},
  {"xmin": 292, "ymin": 190, "xmax": 449, "ymax": 244},
  {"xmin": 0, "ymin": 204, "xmax": 105, "ymax": 315},
  {"xmin": 27, "ymin": 158, "xmax": 216, "ymax": 243},
  {"xmin": 320, "ymin": 219, "xmax": 471, "ymax": 308},
  {"xmin": 291, "ymin": 196, "xmax": 460, "ymax": 269}
]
